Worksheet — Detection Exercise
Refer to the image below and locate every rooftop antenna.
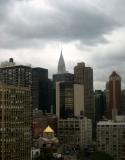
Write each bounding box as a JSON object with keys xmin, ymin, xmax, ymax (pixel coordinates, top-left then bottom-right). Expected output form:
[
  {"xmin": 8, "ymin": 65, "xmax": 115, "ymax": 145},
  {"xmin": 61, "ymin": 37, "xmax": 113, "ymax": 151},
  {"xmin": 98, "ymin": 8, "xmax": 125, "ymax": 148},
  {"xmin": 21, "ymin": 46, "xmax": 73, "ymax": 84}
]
[{"xmin": 60, "ymin": 41, "xmax": 62, "ymax": 54}]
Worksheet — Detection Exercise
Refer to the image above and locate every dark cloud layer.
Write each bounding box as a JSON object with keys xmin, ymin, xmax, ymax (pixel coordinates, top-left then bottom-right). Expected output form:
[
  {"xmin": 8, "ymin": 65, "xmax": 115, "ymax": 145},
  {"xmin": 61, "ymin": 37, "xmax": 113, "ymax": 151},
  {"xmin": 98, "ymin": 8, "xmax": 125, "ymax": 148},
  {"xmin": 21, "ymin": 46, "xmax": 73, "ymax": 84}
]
[
  {"xmin": 0, "ymin": 0, "xmax": 125, "ymax": 89},
  {"xmin": 0, "ymin": 0, "xmax": 118, "ymax": 49}
]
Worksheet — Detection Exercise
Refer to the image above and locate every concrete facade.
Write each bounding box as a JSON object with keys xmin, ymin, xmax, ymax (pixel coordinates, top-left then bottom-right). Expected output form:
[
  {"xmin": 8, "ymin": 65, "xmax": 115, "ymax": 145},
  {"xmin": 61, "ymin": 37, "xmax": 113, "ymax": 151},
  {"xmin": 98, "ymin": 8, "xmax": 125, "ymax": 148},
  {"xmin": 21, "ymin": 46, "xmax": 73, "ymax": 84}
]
[
  {"xmin": 58, "ymin": 117, "xmax": 92, "ymax": 147},
  {"xmin": 97, "ymin": 117, "xmax": 125, "ymax": 160},
  {"xmin": 74, "ymin": 84, "xmax": 84, "ymax": 117},
  {"xmin": 0, "ymin": 84, "xmax": 32, "ymax": 160}
]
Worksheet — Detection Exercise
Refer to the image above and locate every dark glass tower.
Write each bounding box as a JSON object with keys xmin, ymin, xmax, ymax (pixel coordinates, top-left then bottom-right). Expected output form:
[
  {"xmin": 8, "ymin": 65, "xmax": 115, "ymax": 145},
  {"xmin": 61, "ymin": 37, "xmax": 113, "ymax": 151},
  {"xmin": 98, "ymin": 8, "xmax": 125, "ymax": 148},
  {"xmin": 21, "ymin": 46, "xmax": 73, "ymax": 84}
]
[
  {"xmin": 32, "ymin": 67, "xmax": 52, "ymax": 112},
  {"xmin": 94, "ymin": 90, "xmax": 106, "ymax": 122},
  {"xmin": 56, "ymin": 81, "xmax": 74, "ymax": 118}
]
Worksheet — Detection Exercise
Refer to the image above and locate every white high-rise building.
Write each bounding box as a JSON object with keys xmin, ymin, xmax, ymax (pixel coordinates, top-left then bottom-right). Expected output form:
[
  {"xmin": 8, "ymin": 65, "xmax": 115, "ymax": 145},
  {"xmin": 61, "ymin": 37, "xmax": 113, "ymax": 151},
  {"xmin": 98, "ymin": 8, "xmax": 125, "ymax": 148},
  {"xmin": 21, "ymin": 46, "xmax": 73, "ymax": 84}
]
[{"xmin": 97, "ymin": 116, "xmax": 125, "ymax": 160}]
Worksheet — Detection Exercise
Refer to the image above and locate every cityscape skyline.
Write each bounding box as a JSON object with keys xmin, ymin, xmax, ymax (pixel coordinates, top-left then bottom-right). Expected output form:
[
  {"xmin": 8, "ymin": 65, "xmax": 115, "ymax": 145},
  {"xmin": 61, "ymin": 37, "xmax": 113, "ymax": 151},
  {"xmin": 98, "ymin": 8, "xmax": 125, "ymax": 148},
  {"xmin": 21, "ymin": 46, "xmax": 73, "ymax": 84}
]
[
  {"xmin": 0, "ymin": 1, "xmax": 125, "ymax": 160},
  {"xmin": 0, "ymin": 54, "xmax": 124, "ymax": 90},
  {"xmin": 0, "ymin": 56, "xmax": 124, "ymax": 160},
  {"xmin": 0, "ymin": 0, "xmax": 125, "ymax": 90}
]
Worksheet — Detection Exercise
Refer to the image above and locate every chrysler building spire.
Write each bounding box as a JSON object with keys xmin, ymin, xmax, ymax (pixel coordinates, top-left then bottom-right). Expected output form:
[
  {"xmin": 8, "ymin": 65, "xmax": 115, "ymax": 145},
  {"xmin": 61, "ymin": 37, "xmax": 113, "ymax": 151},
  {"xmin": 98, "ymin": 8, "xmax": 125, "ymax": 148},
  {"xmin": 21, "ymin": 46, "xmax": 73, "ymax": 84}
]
[{"xmin": 58, "ymin": 50, "xmax": 66, "ymax": 74}]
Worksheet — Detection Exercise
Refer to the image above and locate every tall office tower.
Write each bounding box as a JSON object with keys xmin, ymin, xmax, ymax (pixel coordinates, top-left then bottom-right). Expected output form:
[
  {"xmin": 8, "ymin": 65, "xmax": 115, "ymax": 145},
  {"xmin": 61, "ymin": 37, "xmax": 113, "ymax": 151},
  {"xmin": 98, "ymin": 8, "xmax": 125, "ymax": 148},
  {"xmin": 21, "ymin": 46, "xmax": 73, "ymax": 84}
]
[
  {"xmin": 106, "ymin": 71, "xmax": 121, "ymax": 119},
  {"xmin": 32, "ymin": 67, "xmax": 52, "ymax": 112},
  {"xmin": 97, "ymin": 116, "xmax": 125, "ymax": 160},
  {"xmin": 0, "ymin": 58, "xmax": 32, "ymax": 87},
  {"xmin": 74, "ymin": 62, "xmax": 94, "ymax": 120},
  {"xmin": 0, "ymin": 58, "xmax": 32, "ymax": 159},
  {"xmin": 121, "ymin": 90, "xmax": 125, "ymax": 114},
  {"xmin": 56, "ymin": 81, "xmax": 74, "ymax": 119},
  {"xmin": 53, "ymin": 51, "xmax": 74, "ymax": 113},
  {"xmin": 0, "ymin": 84, "xmax": 32, "ymax": 160},
  {"xmin": 94, "ymin": 90, "xmax": 106, "ymax": 122}
]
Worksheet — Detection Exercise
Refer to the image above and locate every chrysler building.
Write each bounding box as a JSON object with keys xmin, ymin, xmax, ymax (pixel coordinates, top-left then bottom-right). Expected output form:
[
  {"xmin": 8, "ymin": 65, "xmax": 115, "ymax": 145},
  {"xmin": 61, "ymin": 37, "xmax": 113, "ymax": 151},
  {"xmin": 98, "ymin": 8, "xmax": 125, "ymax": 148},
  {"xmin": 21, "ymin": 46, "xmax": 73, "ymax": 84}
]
[{"xmin": 58, "ymin": 50, "xmax": 66, "ymax": 74}]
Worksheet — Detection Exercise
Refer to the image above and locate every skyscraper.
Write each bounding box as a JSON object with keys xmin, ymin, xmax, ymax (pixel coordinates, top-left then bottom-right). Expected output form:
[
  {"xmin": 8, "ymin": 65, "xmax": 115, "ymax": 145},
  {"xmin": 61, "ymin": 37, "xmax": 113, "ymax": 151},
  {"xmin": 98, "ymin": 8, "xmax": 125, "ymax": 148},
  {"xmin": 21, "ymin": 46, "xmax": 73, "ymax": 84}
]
[
  {"xmin": 106, "ymin": 71, "xmax": 121, "ymax": 119},
  {"xmin": 56, "ymin": 81, "xmax": 74, "ymax": 119},
  {"xmin": 53, "ymin": 51, "xmax": 74, "ymax": 84},
  {"xmin": 32, "ymin": 67, "xmax": 52, "ymax": 112},
  {"xmin": 0, "ymin": 58, "xmax": 32, "ymax": 87},
  {"xmin": 53, "ymin": 51, "xmax": 74, "ymax": 113},
  {"xmin": 74, "ymin": 62, "xmax": 94, "ymax": 120},
  {"xmin": 94, "ymin": 90, "xmax": 106, "ymax": 122},
  {"xmin": 0, "ymin": 58, "xmax": 32, "ymax": 160},
  {"xmin": 0, "ymin": 84, "xmax": 32, "ymax": 160}
]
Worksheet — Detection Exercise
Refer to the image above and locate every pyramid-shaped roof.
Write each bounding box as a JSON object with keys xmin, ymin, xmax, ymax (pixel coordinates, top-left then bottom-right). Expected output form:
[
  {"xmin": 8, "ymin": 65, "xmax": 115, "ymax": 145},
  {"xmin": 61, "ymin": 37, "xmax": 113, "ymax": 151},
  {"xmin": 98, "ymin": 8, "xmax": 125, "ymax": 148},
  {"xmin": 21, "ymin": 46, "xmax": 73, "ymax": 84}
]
[
  {"xmin": 58, "ymin": 50, "xmax": 66, "ymax": 74},
  {"xmin": 43, "ymin": 126, "xmax": 54, "ymax": 133}
]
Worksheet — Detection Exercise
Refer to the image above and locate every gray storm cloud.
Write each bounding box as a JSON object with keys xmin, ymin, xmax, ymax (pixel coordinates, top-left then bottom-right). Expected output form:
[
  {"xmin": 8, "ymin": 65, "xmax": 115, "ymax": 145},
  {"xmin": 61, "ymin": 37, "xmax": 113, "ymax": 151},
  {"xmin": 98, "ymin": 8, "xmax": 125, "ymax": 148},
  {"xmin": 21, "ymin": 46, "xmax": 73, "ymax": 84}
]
[
  {"xmin": 0, "ymin": 0, "xmax": 125, "ymax": 89},
  {"xmin": 0, "ymin": 0, "xmax": 118, "ymax": 48}
]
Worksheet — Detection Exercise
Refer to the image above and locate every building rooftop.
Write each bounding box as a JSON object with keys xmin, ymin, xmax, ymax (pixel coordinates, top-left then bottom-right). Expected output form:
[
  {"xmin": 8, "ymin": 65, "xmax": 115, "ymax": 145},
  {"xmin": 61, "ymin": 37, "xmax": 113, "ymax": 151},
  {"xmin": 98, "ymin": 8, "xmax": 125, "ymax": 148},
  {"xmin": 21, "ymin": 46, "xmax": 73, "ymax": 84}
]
[
  {"xmin": 43, "ymin": 126, "xmax": 54, "ymax": 133},
  {"xmin": 97, "ymin": 115, "xmax": 125, "ymax": 125},
  {"xmin": 97, "ymin": 121, "xmax": 125, "ymax": 125}
]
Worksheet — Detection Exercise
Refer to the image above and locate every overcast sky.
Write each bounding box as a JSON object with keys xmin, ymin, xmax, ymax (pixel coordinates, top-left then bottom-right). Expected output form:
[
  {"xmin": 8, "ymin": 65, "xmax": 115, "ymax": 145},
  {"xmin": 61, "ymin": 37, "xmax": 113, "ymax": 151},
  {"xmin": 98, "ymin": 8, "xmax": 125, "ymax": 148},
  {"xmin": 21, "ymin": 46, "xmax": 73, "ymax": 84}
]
[{"xmin": 0, "ymin": 0, "xmax": 125, "ymax": 89}]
